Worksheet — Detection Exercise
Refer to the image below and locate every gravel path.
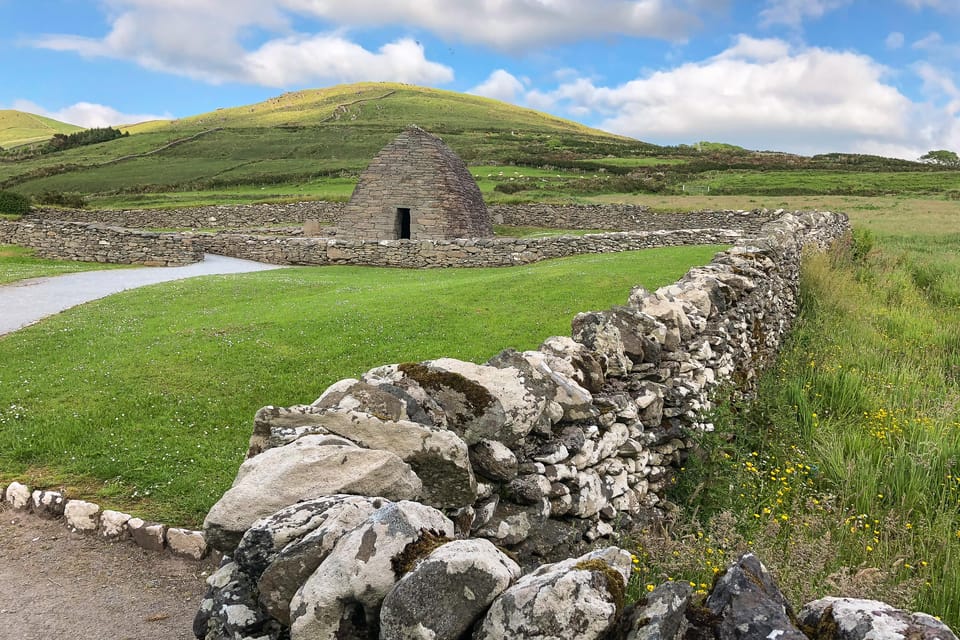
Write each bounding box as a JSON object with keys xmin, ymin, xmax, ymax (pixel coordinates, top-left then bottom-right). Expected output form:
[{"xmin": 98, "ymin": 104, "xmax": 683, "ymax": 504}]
[
  {"xmin": 0, "ymin": 507, "xmax": 215, "ymax": 640},
  {"xmin": 0, "ymin": 254, "xmax": 285, "ymax": 336}
]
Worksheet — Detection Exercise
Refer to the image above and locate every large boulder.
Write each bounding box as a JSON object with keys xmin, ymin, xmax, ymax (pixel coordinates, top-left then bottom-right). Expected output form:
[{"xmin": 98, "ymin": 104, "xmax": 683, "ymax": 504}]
[
  {"xmin": 203, "ymin": 436, "xmax": 422, "ymax": 552},
  {"xmin": 705, "ymin": 553, "xmax": 806, "ymax": 640},
  {"xmin": 798, "ymin": 597, "xmax": 959, "ymax": 640},
  {"xmin": 475, "ymin": 546, "xmax": 632, "ymax": 640},
  {"xmin": 381, "ymin": 359, "xmax": 547, "ymax": 446},
  {"xmin": 289, "ymin": 500, "xmax": 454, "ymax": 640},
  {"xmin": 301, "ymin": 409, "xmax": 476, "ymax": 509},
  {"xmin": 379, "ymin": 538, "xmax": 521, "ymax": 640}
]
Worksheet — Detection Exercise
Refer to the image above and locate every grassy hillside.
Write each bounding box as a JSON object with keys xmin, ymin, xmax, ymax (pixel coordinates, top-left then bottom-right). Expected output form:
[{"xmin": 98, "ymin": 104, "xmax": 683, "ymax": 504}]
[
  {"xmin": 0, "ymin": 83, "xmax": 657, "ymax": 204},
  {"xmin": 2, "ymin": 82, "xmax": 956, "ymax": 208},
  {"xmin": 0, "ymin": 110, "xmax": 83, "ymax": 149}
]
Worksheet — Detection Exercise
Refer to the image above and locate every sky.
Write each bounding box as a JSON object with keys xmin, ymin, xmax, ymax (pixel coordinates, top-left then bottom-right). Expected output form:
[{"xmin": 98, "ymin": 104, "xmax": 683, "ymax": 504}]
[{"xmin": 2, "ymin": 0, "xmax": 959, "ymax": 159}]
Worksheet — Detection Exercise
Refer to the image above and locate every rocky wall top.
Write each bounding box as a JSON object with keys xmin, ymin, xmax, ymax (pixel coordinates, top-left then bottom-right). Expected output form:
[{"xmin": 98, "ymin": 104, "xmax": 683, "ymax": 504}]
[{"xmin": 30, "ymin": 202, "xmax": 776, "ymax": 234}]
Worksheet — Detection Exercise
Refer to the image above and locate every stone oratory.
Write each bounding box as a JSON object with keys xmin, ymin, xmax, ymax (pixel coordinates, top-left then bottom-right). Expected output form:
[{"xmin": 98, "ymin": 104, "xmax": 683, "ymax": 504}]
[{"xmin": 336, "ymin": 125, "xmax": 493, "ymax": 241}]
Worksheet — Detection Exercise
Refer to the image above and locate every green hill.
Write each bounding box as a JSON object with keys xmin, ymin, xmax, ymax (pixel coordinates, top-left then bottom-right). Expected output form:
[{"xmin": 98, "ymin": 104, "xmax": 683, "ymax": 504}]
[
  {"xmin": 0, "ymin": 110, "xmax": 83, "ymax": 149},
  {"xmin": 0, "ymin": 83, "xmax": 658, "ymax": 204}
]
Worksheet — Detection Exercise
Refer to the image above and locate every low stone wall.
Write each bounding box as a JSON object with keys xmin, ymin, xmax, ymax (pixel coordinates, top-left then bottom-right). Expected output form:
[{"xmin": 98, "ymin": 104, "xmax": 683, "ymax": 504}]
[
  {"xmin": 2, "ymin": 481, "xmax": 208, "ymax": 560},
  {"xmin": 197, "ymin": 228, "xmax": 743, "ymax": 268},
  {"xmin": 192, "ymin": 210, "xmax": 865, "ymax": 639},
  {"xmin": 30, "ymin": 202, "xmax": 342, "ymax": 228},
  {"xmin": 0, "ymin": 218, "xmax": 204, "ymax": 266},
  {"xmin": 30, "ymin": 202, "xmax": 776, "ymax": 234},
  {"xmin": 489, "ymin": 203, "xmax": 777, "ymax": 232}
]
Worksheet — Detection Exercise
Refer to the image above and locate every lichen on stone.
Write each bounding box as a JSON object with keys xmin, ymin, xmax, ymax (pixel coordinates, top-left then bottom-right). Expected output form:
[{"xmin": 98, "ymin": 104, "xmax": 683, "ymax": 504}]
[
  {"xmin": 398, "ymin": 362, "xmax": 495, "ymax": 417},
  {"xmin": 391, "ymin": 529, "xmax": 453, "ymax": 578},
  {"xmin": 574, "ymin": 558, "xmax": 627, "ymax": 615}
]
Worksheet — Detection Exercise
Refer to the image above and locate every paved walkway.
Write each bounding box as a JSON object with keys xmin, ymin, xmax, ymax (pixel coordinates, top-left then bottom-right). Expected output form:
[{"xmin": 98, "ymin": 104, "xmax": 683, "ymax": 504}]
[{"xmin": 0, "ymin": 254, "xmax": 285, "ymax": 336}]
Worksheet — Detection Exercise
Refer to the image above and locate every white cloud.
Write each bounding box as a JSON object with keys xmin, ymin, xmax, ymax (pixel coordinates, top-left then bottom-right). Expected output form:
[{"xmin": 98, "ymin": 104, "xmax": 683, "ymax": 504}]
[
  {"xmin": 245, "ymin": 37, "xmax": 452, "ymax": 86},
  {"xmin": 282, "ymin": 0, "xmax": 710, "ymax": 50},
  {"xmin": 525, "ymin": 37, "xmax": 949, "ymax": 158},
  {"xmin": 32, "ymin": 0, "xmax": 453, "ymax": 86},
  {"xmin": 30, "ymin": 0, "xmax": 716, "ymax": 88},
  {"xmin": 716, "ymin": 35, "xmax": 791, "ymax": 62},
  {"xmin": 886, "ymin": 32, "xmax": 905, "ymax": 50},
  {"xmin": 468, "ymin": 70, "xmax": 527, "ymax": 103},
  {"xmin": 759, "ymin": 0, "xmax": 852, "ymax": 28},
  {"xmin": 9, "ymin": 100, "xmax": 172, "ymax": 128}
]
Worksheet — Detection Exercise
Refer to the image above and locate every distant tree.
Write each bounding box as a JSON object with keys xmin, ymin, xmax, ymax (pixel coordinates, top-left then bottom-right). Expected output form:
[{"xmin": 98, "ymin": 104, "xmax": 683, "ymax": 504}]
[
  {"xmin": 919, "ymin": 149, "xmax": 960, "ymax": 166},
  {"xmin": 41, "ymin": 126, "xmax": 125, "ymax": 154}
]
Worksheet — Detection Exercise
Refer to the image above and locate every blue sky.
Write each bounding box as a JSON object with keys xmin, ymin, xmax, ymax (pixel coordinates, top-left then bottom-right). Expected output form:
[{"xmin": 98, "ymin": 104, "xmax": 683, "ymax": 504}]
[{"xmin": 2, "ymin": 0, "xmax": 959, "ymax": 158}]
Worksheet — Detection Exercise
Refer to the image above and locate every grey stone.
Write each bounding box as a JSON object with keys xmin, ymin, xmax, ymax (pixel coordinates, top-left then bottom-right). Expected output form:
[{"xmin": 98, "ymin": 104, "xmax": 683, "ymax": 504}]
[
  {"xmin": 470, "ymin": 439, "xmax": 518, "ymax": 482},
  {"xmin": 254, "ymin": 496, "xmax": 386, "ymax": 625},
  {"xmin": 476, "ymin": 546, "xmax": 632, "ymax": 640},
  {"xmin": 706, "ymin": 553, "xmax": 806, "ymax": 640},
  {"xmin": 625, "ymin": 581, "xmax": 693, "ymax": 640},
  {"xmin": 304, "ymin": 409, "xmax": 476, "ymax": 509},
  {"xmin": 571, "ymin": 311, "xmax": 632, "ymax": 378},
  {"xmin": 194, "ymin": 561, "xmax": 284, "ymax": 640},
  {"xmin": 99, "ymin": 510, "xmax": 132, "ymax": 540},
  {"xmin": 539, "ymin": 335, "xmax": 605, "ymax": 393},
  {"xmin": 30, "ymin": 490, "xmax": 65, "ymax": 518},
  {"xmin": 127, "ymin": 517, "xmax": 166, "ymax": 552},
  {"xmin": 379, "ymin": 539, "xmax": 521, "ymax": 640},
  {"xmin": 203, "ymin": 437, "xmax": 422, "ymax": 552},
  {"xmin": 4, "ymin": 482, "xmax": 30, "ymax": 509},
  {"xmin": 64, "ymin": 500, "xmax": 101, "ymax": 532},
  {"xmin": 289, "ymin": 500, "xmax": 454, "ymax": 640},
  {"xmin": 798, "ymin": 597, "xmax": 959, "ymax": 640},
  {"xmin": 167, "ymin": 528, "xmax": 209, "ymax": 560}
]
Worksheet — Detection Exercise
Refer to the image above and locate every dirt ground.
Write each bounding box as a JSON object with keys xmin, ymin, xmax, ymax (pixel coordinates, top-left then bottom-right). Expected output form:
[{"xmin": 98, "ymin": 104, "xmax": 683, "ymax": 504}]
[{"xmin": 0, "ymin": 504, "xmax": 216, "ymax": 640}]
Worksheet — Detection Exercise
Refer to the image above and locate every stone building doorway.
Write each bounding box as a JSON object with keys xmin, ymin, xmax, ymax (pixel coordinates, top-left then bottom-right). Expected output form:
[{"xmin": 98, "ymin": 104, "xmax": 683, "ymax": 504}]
[{"xmin": 397, "ymin": 208, "xmax": 411, "ymax": 239}]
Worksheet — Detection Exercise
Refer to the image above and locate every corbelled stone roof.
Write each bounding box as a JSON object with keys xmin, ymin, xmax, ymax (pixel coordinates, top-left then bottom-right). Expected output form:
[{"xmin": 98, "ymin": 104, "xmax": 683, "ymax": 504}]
[{"xmin": 337, "ymin": 125, "xmax": 492, "ymax": 241}]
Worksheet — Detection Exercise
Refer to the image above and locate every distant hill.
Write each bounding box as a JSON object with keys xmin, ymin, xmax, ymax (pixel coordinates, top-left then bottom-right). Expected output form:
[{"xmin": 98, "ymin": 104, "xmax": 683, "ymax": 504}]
[
  {"xmin": 0, "ymin": 110, "xmax": 83, "ymax": 148},
  {"xmin": 1, "ymin": 83, "xmax": 658, "ymax": 200}
]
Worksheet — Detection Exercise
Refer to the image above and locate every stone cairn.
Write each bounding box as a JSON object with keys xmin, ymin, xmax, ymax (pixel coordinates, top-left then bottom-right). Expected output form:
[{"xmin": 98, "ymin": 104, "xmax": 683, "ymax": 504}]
[{"xmin": 194, "ymin": 211, "xmax": 958, "ymax": 639}]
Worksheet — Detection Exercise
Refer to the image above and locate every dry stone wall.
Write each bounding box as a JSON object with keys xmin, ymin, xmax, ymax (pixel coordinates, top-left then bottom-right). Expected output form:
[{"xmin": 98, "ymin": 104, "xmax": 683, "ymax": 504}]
[
  {"xmin": 29, "ymin": 202, "xmax": 775, "ymax": 234},
  {"xmin": 191, "ymin": 210, "xmax": 870, "ymax": 640},
  {"xmin": 0, "ymin": 218, "xmax": 204, "ymax": 266},
  {"xmin": 197, "ymin": 228, "xmax": 743, "ymax": 268},
  {"xmin": 338, "ymin": 126, "xmax": 492, "ymax": 241}
]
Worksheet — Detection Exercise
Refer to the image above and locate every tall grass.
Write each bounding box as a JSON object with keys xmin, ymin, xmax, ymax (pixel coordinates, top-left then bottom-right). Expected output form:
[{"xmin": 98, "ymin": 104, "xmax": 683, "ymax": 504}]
[{"xmin": 628, "ymin": 230, "xmax": 960, "ymax": 626}]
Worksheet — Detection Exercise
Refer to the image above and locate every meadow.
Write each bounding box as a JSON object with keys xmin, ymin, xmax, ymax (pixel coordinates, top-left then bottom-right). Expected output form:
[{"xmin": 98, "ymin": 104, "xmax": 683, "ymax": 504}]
[
  {"xmin": 0, "ymin": 244, "xmax": 724, "ymax": 525},
  {"xmin": 622, "ymin": 196, "xmax": 960, "ymax": 627}
]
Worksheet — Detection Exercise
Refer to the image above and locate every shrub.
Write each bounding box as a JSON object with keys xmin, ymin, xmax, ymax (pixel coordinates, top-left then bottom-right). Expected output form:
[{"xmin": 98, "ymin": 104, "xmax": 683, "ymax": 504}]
[
  {"xmin": 35, "ymin": 191, "xmax": 87, "ymax": 209},
  {"xmin": 0, "ymin": 190, "xmax": 31, "ymax": 215}
]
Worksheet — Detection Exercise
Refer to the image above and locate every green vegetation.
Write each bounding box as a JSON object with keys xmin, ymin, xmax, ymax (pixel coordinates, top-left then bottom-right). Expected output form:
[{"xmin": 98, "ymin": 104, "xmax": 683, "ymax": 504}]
[
  {"xmin": 0, "ymin": 245, "xmax": 724, "ymax": 525},
  {"xmin": 0, "ymin": 190, "xmax": 31, "ymax": 215},
  {"xmin": 41, "ymin": 126, "xmax": 127, "ymax": 155},
  {"xmin": 627, "ymin": 209, "xmax": 960, "ymax": 628},
  {"xmin": 3, "ymin": 83, "xmax": 954, "ymax": 209},
  {"xmin": 0, "ymin": 245, "xmax": 128, "ymax": 284}
]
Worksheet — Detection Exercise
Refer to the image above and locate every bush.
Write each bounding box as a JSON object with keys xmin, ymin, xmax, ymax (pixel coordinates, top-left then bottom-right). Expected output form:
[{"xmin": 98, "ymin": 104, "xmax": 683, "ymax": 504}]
[
  {"xmin": 0, "ymin": 190, "xmax": 31, "ymax": 215},
  {"xmin": 35, "ymin": 191, "xmax": 87, "ymax": 209}
]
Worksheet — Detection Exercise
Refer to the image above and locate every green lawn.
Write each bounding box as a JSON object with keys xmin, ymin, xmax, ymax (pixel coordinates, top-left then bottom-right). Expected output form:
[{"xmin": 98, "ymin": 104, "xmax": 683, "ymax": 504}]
[
  {"xmin": 0, "ymin": 245, "xmax": 128, "ymax": 284},
  {"xmin": 0, "ymin": 245, "xmax": 725, "ymax": 525}
]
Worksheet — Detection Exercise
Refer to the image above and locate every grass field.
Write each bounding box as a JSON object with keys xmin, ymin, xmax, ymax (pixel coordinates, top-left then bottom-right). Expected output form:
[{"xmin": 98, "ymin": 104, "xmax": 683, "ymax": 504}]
[
  {"xmin": 0, "ymin": 245, "xmax": 724, "ymax": 525},
  {"xmin": 0, "ymin": 245, "xmax": 128, "ymax": 284}
]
